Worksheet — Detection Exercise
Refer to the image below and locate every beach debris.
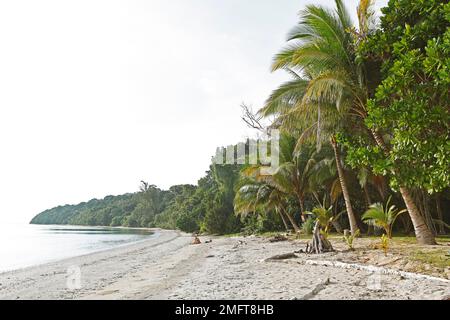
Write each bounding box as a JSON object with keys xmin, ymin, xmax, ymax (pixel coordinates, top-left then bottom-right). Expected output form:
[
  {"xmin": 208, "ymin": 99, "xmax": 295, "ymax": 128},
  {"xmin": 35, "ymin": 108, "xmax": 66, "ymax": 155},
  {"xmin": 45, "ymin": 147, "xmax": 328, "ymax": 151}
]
[
  {"xmin": 232, "ymin": 240, "xmax": 246, "ymax": 249},
  {"xmin": 205, "ymin": 254, "xmax": 215, "ymax": 258},
  {"xmin": 269, "ymin": 234, "xmax": 288, "ymax": 243},
  {"xmin": 264, "ymin": 252, "xmax": 297, "ymax": 262},
  {"xmin": 306, "ymin": 259, "xmax": 450, "ymax": 283},
  {"xmin": 191, "ymin": 235, "xmax": 201, "ymax": 245},
  {"xmin": 300, "ymin": 277, "xmax": 331, "ymax": 300},
  {"xmin": 205, "ymin": 239, "xmax": 213, "ymax": 244},
  {"xmin": 377, "ymin": 257, "xmax": 402, "ymax": 267},
  {"xmin": 306, "ymin": 221, "xmax": 334, "ymax": 254}
]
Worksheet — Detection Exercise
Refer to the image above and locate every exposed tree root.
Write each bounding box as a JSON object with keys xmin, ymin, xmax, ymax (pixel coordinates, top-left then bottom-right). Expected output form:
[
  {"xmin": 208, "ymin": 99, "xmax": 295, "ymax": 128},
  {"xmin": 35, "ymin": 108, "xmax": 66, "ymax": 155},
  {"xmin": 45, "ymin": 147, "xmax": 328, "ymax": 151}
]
[{"xmin": 306, "ymin": 221, "xmax": 334, "ymax": 254}]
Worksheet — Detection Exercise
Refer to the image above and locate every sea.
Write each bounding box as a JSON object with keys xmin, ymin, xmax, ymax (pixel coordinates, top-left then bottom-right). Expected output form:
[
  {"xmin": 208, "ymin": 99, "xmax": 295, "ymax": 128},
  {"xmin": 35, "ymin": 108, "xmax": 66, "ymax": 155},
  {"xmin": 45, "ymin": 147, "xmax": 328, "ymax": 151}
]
[{"xmin": 0, "ymin": 223, "xmax": 155, "ymax": 273}]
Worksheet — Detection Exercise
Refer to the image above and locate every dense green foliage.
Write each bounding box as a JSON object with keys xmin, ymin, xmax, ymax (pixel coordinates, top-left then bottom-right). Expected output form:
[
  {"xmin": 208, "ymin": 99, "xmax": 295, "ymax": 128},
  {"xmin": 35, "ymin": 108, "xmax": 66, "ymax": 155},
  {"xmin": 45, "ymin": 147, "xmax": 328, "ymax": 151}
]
[
  {"xmin": 31, "ymin": 193, "xmax": 139, "ymax": 226},
  {"xmin": 345, "ymin": 0, "xmax": 450, "ymax": 193},
  {"xmin": 31, "ymin": 0, "xmax": 449, "ymax": 241},
  {"xmin": 31, "ymin": 153, "xmax": 281, "ymax": 235}
]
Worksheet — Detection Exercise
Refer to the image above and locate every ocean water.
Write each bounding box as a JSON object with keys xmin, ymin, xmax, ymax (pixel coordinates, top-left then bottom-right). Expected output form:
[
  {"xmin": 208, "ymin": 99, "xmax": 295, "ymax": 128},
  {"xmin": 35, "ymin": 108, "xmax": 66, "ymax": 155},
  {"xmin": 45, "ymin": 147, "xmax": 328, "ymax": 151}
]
[{"xmin": 0, "ymin": 223, "xmax": 155, "ymax": 273}]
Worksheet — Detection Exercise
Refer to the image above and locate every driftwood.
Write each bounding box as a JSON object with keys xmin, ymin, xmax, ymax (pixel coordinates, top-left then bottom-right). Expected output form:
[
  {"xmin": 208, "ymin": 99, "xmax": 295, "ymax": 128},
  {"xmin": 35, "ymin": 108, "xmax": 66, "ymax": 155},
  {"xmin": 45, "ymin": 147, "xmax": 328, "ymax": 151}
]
[
  {"xmin": 269, "ymin": 234, "xmax": 288, "ymax": 243},
  {"xmin": 300, "ymin": 278, "xmax": 331, "ymax": 300},
  {"xmin": 264, "ymin": 252, "xmax": 297, "ymax": 261},
  {"xmin": 306, "ymin": 221, "xmax": 334, "ymax": 254},
  {"xmin": 305, "ymin": 259, "xmax": 450, "ymax": 284},
  {"xmin": 232, "ymin": 240, "xmax": 246, "ymax": 249}
]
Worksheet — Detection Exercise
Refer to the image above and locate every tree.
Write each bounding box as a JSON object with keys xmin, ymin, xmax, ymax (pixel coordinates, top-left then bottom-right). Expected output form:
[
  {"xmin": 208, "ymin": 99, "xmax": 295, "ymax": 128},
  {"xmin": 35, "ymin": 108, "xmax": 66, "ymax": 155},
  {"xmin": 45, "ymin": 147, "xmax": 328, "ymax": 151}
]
[
  {"xmin": 260, "ymin": 0, "xmax": 367, "ymax": 235},
  {"xmin": 234, "ymin": 183, "xmax": 291, "ymax": 232},
  {"xmin": 346, "ymin": 0, "xmax": 450, "ymax": 244},
  {"xmin": 362, "ymin": 196, "xmax": 407, "ymax": 239},
  {"xmin": 265, "ymin": 0, "xmax": 438, "ymax": 243},
  {"xmin": 201, "ymin": 164, "xmax": 242, "ymax": 234}
]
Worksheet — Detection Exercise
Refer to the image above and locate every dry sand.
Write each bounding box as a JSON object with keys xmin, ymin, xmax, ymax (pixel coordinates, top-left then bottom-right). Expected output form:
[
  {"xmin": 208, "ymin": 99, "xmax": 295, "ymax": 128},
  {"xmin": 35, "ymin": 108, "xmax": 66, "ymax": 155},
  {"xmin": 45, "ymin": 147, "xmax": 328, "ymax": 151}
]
[{"xmin": 0, "ymin": 229, "xmax": 448, "ymax": 300}]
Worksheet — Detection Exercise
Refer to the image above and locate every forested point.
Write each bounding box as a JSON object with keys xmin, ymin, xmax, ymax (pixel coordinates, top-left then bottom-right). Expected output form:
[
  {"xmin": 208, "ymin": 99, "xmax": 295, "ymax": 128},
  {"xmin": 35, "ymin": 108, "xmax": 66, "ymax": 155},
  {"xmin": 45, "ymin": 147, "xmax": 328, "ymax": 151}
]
[
  {"xmin": 30, "ymin": 165, "xmax": 251, "ymax": 235},
  {"xmin": 31, "ymin": 0, "xmax": 449, "ymax": 243}
]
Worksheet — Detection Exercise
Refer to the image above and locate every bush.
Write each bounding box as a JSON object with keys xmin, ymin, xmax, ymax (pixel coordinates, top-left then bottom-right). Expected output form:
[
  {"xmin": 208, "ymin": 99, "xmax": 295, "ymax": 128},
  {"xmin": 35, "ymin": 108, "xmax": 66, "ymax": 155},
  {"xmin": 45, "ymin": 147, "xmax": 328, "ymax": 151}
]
[{"xmin": 301, "ymin": 217, "xmax": 315, "ymax": 235}]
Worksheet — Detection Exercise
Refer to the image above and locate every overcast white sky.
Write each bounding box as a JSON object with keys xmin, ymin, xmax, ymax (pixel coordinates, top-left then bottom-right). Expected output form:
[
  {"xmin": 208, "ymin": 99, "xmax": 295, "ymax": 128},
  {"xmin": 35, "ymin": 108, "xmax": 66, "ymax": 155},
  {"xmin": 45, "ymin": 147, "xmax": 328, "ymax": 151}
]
[{"xmin": 0, "ymin": 0, "xmax": 387, "ymax": 223}]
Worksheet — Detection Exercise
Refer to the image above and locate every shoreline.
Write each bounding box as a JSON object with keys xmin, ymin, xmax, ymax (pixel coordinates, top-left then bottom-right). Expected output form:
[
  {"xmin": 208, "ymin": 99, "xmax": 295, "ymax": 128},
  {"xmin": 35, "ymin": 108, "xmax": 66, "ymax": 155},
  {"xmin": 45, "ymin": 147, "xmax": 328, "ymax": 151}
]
[
  {"xmin": 0, "ymin": 224, "xmax": 160, "ymax": 275},
  {"xmin": 0, "ymin": 230, "xmax": 448, "ymax": 300}
]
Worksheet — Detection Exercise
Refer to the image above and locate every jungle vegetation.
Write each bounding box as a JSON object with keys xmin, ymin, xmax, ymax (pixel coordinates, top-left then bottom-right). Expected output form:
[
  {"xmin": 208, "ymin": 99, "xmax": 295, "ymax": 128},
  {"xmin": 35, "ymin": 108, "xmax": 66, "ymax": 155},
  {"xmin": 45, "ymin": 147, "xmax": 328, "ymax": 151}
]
[{"xmin": 31, "ymin": 0, "xmax": 449, "ymax": 244}]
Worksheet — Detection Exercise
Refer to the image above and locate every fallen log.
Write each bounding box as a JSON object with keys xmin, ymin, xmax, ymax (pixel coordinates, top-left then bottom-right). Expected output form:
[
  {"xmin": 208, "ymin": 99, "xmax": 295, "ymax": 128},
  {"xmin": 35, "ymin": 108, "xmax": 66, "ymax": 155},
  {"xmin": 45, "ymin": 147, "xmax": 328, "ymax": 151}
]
[{"xmin": 264, "ymin": 252, "xmax": 297, "ymax": 261}]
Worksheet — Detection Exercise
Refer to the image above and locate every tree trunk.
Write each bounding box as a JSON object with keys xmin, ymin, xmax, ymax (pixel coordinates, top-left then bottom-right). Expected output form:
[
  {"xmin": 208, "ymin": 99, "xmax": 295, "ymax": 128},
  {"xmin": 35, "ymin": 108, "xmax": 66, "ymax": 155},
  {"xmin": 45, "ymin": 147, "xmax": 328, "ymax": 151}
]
[
  {"xmin": 330, "ymin": 137, "xmax": 359, "ymax": 236},
  {"xmin": 370, "ymin": 129, "xmax": 436, "ymax": 245},
  {"xmin": 281, "ymin": 207, "xmax": 300, "ymax": 233},
  {"xmin": 298, "ymin": 198, "xmax": 306, "ymax": 222},
  {"xmin": 306, "ymin": 221, "xmax": 334, "ymax": 254},
  {"xmin": 277, "ymin": 207, "xmax": 290, "ymax": 232},
  {"xmin": 399, "ymin": 187, "xmax": 437, "ymax": 245}
]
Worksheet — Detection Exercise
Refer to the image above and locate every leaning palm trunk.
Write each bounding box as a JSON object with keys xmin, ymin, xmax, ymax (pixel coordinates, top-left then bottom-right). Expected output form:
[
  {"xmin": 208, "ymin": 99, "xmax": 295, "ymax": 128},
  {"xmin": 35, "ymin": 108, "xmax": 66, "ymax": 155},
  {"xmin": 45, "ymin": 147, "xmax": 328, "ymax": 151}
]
[
  {"xmin": 298, "ymin": 197, "xmax": 306, "ymax": 222},
  {"xmin": 281, "ymin": 206, "xmax": 300, "ymax": 233},
  {"xmin": 276, "ymin": 207, "xmax": 290, "ymax": 232},
  {"xmin": 330, "ymin": 137, "xmax": 359, "ymax": 235},
  {"xmin": 371, "ymin": 130, "xmax": 436, "ymax": 245},
  {"xmin": 399, "ymin": 187, "xmax": 437, "ymax": 245}
]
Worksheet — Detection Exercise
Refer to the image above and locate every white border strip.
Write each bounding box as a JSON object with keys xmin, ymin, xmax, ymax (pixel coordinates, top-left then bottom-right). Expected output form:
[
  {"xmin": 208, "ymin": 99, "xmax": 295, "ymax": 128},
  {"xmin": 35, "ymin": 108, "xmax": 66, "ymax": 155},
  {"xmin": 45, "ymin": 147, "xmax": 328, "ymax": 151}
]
[{"xmin": 305, "ymin": 259, "xmax": 450, "ymax": 284}]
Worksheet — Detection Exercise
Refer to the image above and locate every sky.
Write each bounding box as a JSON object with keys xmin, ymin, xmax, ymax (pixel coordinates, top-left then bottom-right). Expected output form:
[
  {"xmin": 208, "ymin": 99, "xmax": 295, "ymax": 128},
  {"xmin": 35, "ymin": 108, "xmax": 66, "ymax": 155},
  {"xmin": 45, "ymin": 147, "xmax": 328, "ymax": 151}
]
[{"xmin": 0, "ymin": 0, "xmax": 388, "ymax": 223}]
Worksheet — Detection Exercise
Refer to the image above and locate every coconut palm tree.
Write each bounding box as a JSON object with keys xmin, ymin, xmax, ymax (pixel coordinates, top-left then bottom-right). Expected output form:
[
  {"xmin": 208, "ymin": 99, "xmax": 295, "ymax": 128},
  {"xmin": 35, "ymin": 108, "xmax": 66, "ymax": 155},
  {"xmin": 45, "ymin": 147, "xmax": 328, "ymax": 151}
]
[
  {"xmin": 237, "ymin": 133, "xmax": 335, "ymax": 232},
  {"xmin": 260, "ymin": 70, "xmax": 360, "ymax": 236},
  {"xmin": 261, "ymin": 0, "xmax": 436, "ymax": 244},
  {"xmin": 234, "ymin": 182, "xmax": 297, "ymax": 233},
  {"xmin": 267, "ymin": 135, "xmax": 336, "ymax": 223},
  {"xmin": 362, "ymin": 196, "xmax": 407, "ymax": 239}
]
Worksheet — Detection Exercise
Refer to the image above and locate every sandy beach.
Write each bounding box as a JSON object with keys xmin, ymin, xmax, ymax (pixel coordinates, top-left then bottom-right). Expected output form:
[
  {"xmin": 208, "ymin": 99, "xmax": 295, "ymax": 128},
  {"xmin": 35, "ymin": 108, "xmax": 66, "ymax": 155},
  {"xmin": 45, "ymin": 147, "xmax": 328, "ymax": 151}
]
[{"xmin": 0, "ymin": 229, "xmax": 448, "ymax": 300}]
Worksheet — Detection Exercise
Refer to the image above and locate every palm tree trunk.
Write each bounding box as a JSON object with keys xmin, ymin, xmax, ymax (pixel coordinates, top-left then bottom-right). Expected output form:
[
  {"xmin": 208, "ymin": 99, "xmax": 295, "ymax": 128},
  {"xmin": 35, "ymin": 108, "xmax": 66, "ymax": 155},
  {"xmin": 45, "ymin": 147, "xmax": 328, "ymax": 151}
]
[
  {"xmin": 277, "ymin": 207, "xmax": 290, "ymax": 232},
  {"xmin": 298, "ymin": 197, "xmax": 306, "ymax": 222},
  {"xmin": 281, "ymin": 206, "xmax": 300, "ymax": 233},
  {"xmin": 330, "ymin": 136, "xmax": 359, "ymax": 235},
  {"xmin": 370, "ymin": 129, "xmax": 436, "ymax": 245},
  {"xmin": 399, "ymin": 187, "xmax": 437, "ymax": 245}
]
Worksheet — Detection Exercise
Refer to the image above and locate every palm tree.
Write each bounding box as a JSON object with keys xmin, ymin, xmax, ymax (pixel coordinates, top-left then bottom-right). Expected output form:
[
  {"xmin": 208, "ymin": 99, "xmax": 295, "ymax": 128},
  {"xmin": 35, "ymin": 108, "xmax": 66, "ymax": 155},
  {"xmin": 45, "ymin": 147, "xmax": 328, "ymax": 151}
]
[
  {"xmin": 272, "ymin": 143, "xmax": 315, "ymax": 221},
  {"xmin": 261, "ymin": 0, "xmax": 436, "ymax": 244},
  {"xmin": 306, "ymin": 205, "xmax": 334, "ymax": 237},
  {"xmin": 362, "ymin": 196, "xmax": 407, "ymax": 239},
  {"xmin": 260, "ymin": 73, "xmax": 360, "ymax": 236},
  {"xmin": 237, "ymin": 134, "xmax": 333, "ymax": 232},
  {"xmin": 234, "ymin": 180, "xmax": 298, "ymax": 232},
  {"xmin": 330, "ymin": 136, "xmax": 359, "ymax": 235},
  {"xmin": 269, "ymin": 135, "xmax": 336, "ymax": 224}
]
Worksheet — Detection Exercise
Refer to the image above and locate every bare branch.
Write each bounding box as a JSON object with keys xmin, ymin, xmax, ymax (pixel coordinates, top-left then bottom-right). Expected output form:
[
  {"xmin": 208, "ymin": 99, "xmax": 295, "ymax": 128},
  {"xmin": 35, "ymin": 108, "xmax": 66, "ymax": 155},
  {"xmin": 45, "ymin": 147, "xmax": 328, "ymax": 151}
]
[{"xmin": 240, "ymin": 103, "xmax": 265, "ymax": 132}]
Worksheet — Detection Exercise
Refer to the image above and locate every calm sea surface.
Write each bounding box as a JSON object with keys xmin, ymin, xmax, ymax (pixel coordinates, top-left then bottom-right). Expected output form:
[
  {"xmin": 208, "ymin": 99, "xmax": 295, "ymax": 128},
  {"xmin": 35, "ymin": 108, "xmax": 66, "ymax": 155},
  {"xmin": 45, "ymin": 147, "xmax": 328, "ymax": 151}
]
[{"xmin": 0, "ymin": 223, "xmax": 155, "ymax": 273}]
